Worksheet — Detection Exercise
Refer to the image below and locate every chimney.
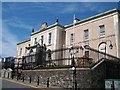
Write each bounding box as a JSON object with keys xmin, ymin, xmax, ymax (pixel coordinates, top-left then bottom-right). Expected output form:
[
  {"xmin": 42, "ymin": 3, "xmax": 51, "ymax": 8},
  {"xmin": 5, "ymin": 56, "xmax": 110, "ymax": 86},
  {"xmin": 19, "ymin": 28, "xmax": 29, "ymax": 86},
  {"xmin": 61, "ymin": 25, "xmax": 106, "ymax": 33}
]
[
  {"xmin": 73, "ymin": 18, "xmax": 80, "ymax": 24},
  {"xmin": 32, "ymin": 28, "xmax": 34, "ymax": 33},
  {"xmin": 73, "ymin": 14, "xmax": 80, "ymax": 24},
  {"xmin": 40, "ymin": 22, "xmax": 48, "ymax": 30},
  {"xmin": 56, "ymin": 16, "xmax": 59, "ymax": 24}
]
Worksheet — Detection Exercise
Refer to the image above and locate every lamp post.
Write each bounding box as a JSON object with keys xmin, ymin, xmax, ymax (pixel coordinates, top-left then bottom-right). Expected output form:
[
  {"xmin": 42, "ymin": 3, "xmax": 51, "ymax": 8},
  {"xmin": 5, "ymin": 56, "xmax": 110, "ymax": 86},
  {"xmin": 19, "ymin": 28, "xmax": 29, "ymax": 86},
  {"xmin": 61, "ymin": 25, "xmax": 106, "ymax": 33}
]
[
  {"xmin": 37, "ymin": 38, "xmax": 43, "ymax": 47},
  {"xmin": 98, "ymin": 40, "xmax": 113, "ymax": 60},
  {"xmin": 69, "ymin": 46, "xmax": 78, "ymax": 90},
  {"xmin": 72, "ymin": 66, "xmax": 77, "ymax": 90}
]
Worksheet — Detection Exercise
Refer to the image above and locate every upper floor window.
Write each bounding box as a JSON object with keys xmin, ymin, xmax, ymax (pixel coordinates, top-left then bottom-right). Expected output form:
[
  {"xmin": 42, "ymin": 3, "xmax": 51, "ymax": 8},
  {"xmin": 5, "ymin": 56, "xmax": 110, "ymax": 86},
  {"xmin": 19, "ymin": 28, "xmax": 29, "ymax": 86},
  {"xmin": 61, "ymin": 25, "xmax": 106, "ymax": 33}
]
[
  {"xmin": 99, "ymin": 25, "xmax": 105, "ymax": 37},
  {"xmin": 84, "ymin": 29, "xmax": 89, "ymax": 40},
  {"xmin": 19, "ymin": 48, "xmax": 22, "ymax": 55},
  {"xmin": 70, "ymin": 33, "xmax": 75, "ymax": 45},
  {"xmin": 41, "ymin": 35, "xmax": 44, "ymax": 45},
  {"xmin": 34, "ymin": 38, "xmax": 37, "ymax": 44},
  {"xmin": 48, "ymin": 33, "xmax": 52, "ymax": 44}
]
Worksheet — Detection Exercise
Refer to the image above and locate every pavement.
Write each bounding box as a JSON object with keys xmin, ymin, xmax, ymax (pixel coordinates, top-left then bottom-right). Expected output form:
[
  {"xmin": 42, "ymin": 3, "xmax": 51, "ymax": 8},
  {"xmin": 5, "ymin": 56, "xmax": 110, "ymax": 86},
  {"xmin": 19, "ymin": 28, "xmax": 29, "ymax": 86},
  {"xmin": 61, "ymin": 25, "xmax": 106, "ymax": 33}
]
[{"xmin": 0, "ymin": 77, "xmax": 67, "ymax": 90}]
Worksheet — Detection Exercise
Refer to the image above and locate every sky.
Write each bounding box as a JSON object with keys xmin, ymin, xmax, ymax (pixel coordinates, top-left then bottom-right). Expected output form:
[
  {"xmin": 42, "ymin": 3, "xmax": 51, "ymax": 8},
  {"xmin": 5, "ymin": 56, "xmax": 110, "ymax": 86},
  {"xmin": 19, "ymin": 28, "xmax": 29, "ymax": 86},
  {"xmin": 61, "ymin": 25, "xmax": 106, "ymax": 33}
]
[{"xmin": 1, "ymin": 2, "xmax": 120, "ymax": 57}]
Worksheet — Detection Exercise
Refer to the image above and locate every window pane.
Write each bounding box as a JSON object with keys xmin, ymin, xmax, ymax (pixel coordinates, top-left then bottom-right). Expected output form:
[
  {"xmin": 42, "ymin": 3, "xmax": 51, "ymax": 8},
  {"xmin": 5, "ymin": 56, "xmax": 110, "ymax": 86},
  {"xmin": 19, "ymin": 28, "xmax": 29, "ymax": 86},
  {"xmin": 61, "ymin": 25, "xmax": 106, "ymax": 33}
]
[
  {"xmin": 70, "ymin": 33, "xmax": 74, "ymax": 45},
  {"xmin": 48, "ymin": 33, "xmax": 52, "ymax": 44},
  {"xmin": 84, "ymin": 29, "xmax": 89, "ymax": 40},
  {"xmin": 34, "ymin": 38, "xmax": 37, "ymax": 44},
  {"xmin": 99, "ymin": 25, "xmax": 105, "ymax": 36},
  {"xmin": 41, "ymin": 35, "xmax": 44, "ymax": 45},
  {"xmin": 19, "ymin": 48, "xmax": 22, "ymax": 55}
]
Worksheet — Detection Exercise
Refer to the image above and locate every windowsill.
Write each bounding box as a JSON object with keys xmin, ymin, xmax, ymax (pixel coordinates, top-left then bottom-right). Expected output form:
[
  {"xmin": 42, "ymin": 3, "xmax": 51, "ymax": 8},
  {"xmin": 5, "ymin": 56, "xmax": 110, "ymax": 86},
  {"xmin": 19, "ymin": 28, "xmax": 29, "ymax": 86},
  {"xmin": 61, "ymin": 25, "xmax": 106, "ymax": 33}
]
[
  {"xmin": 99, "ymin": 35, "xmax": 105, "ymax": 39},
  {"xmin": 84, "ymin": 39, "xmax": 89, "ymax": 42},
  {"xmin": 70, "ymin": 43, "xmax": 75, "ymax": 47},
  {"xmin": 47, "ymin": 44, "xmax": 52, "ymax": 46}
]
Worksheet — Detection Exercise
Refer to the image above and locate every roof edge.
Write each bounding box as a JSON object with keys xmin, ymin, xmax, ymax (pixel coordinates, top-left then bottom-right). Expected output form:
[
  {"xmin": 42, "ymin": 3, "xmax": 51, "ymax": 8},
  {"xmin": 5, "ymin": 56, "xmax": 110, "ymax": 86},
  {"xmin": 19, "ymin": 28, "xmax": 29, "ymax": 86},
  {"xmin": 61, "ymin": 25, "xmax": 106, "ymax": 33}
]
[
  {"xmin": 65, "ymin": 8, "xmax": 120, "ymax": 28},
  {"xmin": 17, "ymin": 39, "xmax": 30, "ymax": 45},
  {"xmin": 31, "ymin": 23, "xmax": 64, "ymax": 36}
]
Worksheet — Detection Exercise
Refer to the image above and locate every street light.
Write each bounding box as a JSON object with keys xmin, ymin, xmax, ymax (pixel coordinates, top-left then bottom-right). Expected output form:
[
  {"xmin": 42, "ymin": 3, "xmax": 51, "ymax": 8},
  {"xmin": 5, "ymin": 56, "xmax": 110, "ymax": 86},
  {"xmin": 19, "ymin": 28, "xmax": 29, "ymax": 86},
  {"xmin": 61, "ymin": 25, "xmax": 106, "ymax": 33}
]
[
  {"xmin": 106, "ymin": 40, "xmax": 113, "ymax": 48},
  {"xmin": 98, "ymin": 40, "xmax": 113, "ymax": 60},
  {"xmin": 35, "ymin": 40, "xmax": 47, "ymax": 67},
  {"xmin": 69, "ymin": 46, "xmax": 79, "ymax": 67},
  {"xmin": 69, "ymin": 46, "xmax": 78, "ymax": 90},
  {"xmin": 72, "ymin": 66, "xmax": 77, "ymax": 90},
  {"xmin": 36, "ymin": 38, "xmax": 43, "ymax": 47},
  {"xmin": 105, "ymin": 40, "xmax": 113, "ymax": 58}
]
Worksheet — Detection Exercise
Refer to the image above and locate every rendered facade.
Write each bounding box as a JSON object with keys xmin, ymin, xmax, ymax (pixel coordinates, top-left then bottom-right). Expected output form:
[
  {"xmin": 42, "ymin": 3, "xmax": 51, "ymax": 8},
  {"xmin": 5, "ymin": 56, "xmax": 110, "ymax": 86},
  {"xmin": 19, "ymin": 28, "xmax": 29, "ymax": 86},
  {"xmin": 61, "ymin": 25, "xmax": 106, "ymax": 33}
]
[{"xmin": 16, "ymin": 8, "xmax": 120, "ymax": 65}]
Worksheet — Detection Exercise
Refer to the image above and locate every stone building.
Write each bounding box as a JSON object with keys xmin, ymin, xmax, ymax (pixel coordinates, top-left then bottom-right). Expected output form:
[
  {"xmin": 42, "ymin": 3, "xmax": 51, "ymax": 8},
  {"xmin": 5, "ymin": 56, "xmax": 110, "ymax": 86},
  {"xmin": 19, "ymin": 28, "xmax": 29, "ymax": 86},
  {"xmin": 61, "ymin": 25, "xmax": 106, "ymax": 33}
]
[{"xmin": 16, "ymin": 8, "xmax": 120, "ymax": 67}]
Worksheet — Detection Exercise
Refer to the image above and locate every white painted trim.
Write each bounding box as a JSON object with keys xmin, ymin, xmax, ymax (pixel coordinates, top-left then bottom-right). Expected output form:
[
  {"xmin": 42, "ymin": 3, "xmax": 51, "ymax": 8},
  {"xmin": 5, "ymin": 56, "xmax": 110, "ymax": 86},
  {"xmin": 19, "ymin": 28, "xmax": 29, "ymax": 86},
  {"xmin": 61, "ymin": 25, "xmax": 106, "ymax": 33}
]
[
  {"xmin": 65, "ymin": 13, "xmax": 118, "ymax": 31},
  {"xmin": 113, "ymin": 14, "xmax": 119, "ymax": 58}
]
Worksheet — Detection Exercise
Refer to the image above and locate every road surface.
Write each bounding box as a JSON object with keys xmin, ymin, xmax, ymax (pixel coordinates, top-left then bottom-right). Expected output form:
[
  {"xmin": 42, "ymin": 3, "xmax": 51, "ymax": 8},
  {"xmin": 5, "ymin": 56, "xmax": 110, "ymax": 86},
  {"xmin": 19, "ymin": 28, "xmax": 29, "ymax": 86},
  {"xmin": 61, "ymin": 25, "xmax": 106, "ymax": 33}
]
[{"xmin": 0, "ymin": 78, "xmax": 40, "ymax": 90}]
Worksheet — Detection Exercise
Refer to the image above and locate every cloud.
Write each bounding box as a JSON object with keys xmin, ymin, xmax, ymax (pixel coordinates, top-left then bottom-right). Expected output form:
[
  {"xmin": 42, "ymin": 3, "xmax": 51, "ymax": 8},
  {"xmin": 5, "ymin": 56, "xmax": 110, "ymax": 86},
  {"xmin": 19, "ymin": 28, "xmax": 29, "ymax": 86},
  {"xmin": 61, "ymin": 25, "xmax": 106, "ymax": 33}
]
[
  {"xmin": 57, "ymin": 3, "xmax": 105, "ymax": 14},
  {"xmin": 1, "ymin": 16, "xmax": 33, "ymax": 57},
  {"xmin": 59, "ymin": 4, "xmax": 80, "ymax": 14},
  {"xmin": 2, "ymin": 2, "xmax": 80, "ymax": 14},
  {"xmin": 82, "ymin": 3, "xmax": 105, "ymax": 13},
  {"xmin": 2, "ymin": 2, "xmax": 108, "ymax": 15},
  {"xmin": 1, "ymin": 22, "xmax": 19, "ymax": 57},
  {"xmin": 3, "ymin": 17, "xmax": 33, "ymax": 31}
]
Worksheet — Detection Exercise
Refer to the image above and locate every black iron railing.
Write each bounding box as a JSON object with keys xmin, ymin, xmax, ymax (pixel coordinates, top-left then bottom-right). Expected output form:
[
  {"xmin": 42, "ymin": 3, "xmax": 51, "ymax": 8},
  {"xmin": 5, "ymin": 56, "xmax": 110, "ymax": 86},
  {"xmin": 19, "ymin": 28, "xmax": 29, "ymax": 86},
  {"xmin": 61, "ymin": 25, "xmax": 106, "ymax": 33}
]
[{"xmin": 16, "ymin": 46, "xmax": 120, "ymax": 70}]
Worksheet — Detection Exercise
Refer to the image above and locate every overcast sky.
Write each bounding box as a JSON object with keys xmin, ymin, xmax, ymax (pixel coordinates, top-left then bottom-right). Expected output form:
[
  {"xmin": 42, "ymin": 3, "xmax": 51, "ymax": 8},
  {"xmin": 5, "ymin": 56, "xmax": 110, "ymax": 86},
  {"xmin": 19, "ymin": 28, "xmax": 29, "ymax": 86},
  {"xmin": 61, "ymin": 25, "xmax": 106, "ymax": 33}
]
[{"xmin": 1, "ymin": 2, "xmax": 119, "ymax": 57}]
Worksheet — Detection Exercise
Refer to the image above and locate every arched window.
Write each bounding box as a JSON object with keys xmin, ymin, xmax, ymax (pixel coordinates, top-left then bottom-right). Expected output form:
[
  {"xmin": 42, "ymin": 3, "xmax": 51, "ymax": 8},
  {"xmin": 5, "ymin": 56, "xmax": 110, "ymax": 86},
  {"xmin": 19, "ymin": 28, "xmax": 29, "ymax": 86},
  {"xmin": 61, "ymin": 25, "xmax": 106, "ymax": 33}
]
[
  {"xmin": 98, "ymin": 42, "xmax": 106, "ymax": 60},
  {"xmin": 98, "ymin": 42, "xmax": 106, "ymax": 53}
]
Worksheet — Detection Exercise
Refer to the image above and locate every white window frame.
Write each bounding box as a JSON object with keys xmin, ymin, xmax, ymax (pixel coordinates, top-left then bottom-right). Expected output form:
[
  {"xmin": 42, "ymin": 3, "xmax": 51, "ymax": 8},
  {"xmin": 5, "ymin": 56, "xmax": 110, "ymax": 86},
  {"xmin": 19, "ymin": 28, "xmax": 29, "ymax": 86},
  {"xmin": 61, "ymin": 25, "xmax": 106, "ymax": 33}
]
[
  {"xmin": 84, "ymin": 29, "xmax": 89, "ymax": 40},
  {"xmin": 41, "ymin": 35, "xmax": 44, "ymax": 45},
  {"xmin": 99, "ymin": 25, "xmax": 105, "ymax": 37},
  {"xmin": 19, "ymin": 48, "xmax": 22, "ymax": 55},
  {"xmin": 34, "ymin": 38, "xmax": 37, "ymax": 45},
  {"xmin": 48, "ymin": 33, "xmax": 52, "ymax": 44},
  {"xmin": 70, "ymin": 33, "xmax": 75, "ymax": 45}
]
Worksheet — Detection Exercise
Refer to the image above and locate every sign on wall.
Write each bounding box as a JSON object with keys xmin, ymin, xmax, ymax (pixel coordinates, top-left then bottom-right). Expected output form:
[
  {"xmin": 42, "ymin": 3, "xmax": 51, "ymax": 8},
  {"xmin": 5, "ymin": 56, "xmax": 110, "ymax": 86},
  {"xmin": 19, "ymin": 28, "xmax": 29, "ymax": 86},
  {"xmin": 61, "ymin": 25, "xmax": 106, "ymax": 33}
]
[{"xmin": 105, "ymin": 79, "xmax": 120, "ymax": 90}]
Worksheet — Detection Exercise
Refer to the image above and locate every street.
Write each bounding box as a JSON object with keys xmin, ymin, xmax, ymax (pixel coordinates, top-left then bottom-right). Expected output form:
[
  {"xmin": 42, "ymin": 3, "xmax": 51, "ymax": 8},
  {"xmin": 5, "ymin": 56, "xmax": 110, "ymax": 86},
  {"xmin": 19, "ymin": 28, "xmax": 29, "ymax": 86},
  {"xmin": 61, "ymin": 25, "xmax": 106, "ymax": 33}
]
[{"xmin": 1, "ymin": 78, "xmax": 40, "ymax": 90}]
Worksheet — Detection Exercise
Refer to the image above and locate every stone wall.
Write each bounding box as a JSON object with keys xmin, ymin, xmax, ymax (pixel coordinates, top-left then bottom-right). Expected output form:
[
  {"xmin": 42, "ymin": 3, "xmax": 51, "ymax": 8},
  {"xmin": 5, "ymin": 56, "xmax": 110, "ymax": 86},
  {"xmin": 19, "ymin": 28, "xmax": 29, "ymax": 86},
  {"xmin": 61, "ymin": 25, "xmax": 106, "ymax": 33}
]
[{"xmin": 22, "ymin": 60, "xmax": 120, "ymax": 89}]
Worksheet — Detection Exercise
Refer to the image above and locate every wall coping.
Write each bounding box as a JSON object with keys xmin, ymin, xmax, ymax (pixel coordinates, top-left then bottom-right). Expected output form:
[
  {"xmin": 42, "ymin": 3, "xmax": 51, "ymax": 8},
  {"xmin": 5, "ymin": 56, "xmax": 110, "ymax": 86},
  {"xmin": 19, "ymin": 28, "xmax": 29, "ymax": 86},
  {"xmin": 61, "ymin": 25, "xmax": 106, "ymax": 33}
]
[{"xmin": 22, "ymin": 68, "xmax": 91, "ymax": 72}]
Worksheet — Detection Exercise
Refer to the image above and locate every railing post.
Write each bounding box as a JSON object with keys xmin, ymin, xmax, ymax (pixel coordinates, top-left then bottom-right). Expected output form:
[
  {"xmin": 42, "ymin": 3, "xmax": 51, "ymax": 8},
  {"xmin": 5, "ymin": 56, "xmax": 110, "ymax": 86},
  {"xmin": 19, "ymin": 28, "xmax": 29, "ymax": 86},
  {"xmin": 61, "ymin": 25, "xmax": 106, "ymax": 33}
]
[
  {"xmin": 111, "ymin": 80, "xmax": 115, "ymax": 90},
  {"xmin": 37, "ymin": 76, "xmax": 39, "ymax": 86},
  {"xmin": 7, "ymin": 73, "xmax": 9, "ymax": 79},
  {"xmin": 47, "ymin": 77, "xmax": 49, "ymax": 88},
  {"xmin": 22, "ymin": 76, "xmax": 24, "ymax": 82},
  {"xmin": 17, "ymin": 75, "xmax": 19, "ymax": 81},
  {"xmin": 29, "ymin": 76, "xmax": 31, "ymax": 83}
]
